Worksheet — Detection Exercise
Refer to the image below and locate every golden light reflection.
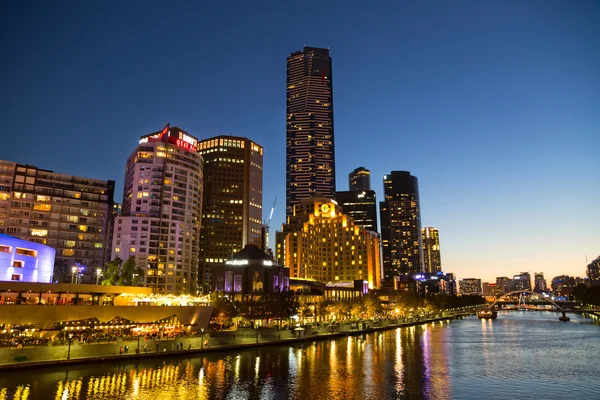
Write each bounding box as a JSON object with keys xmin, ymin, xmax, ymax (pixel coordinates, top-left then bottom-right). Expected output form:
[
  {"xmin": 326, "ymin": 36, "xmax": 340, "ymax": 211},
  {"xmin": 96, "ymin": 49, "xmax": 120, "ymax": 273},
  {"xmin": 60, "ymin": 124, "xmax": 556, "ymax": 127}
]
[{"xmin": 394, "ymin": 328, "xmax": 405, "ymax": 393}]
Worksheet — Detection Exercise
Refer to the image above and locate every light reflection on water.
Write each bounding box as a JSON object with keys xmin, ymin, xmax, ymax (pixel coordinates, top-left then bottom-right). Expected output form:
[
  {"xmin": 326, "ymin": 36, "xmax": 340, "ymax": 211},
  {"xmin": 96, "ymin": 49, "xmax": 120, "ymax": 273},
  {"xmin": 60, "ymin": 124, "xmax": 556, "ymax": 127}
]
[{"xmin": 0, "ymin": 312, "xmax": 598, "ymax": 400}]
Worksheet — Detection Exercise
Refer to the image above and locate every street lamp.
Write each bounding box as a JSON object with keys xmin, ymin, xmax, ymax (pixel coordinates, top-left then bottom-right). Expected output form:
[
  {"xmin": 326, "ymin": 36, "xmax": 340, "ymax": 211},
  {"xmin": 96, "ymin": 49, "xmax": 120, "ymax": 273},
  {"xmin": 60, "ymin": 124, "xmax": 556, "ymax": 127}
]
[
  {"xmin": 201, "ymin": 328, "xmax": 205, "ymax": 349},
  {"xmin": 96, "ymin": 268, "xmax": 103, "ymax": 285},
  {"xmin": 256, "ymin": 326, "xmax": 259, "ymax": 344},
  {"xmin": 67, "ymin": 332, "xmax": 74, "ymax": 360},
  {"xmin": 71, "ymin": 266, "xmax": 77, "ymax": 284}
]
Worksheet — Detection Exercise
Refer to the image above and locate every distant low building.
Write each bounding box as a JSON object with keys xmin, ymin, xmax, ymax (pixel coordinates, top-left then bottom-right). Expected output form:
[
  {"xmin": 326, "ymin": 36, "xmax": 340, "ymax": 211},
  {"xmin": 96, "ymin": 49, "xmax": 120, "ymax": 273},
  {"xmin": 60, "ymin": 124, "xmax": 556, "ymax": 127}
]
[
  {"xmin": 459, "ymin": 278, "xmax": 482, "ymax": 295},
  {"xmin": 213, "ymin": 244, "xmax": 289, "ymax": 300},
  {"xmin": 482, "ymin": 282, "xmax": 496, "ymax": 297}
]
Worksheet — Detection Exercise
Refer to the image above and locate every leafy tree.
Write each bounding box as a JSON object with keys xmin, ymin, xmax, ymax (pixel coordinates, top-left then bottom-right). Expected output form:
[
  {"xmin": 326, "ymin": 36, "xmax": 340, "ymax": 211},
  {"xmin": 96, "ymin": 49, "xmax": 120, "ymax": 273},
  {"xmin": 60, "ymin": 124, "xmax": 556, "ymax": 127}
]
[
  {"xmin": 120, "ymin": 257, "xmax": 144, "ymax": 286},
  {"xmin": 52, "ymin": 259, "xmax": 71, "ymax": 283},
  {"xmin": 265, "ymin": 289, "xmax": 299, "ymax": 326},
  {"xmin": 101, "ymin": 257, "xmax": 144, "ymax": 286}
]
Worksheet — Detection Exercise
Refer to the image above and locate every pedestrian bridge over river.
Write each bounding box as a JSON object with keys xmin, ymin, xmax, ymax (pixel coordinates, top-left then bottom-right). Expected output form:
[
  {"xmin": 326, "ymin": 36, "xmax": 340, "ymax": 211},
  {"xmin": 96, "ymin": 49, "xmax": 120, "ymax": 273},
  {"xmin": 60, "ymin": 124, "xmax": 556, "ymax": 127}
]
[{"xmin": 485, "ymin": 290, "xmax": 600, "ymax": 321}]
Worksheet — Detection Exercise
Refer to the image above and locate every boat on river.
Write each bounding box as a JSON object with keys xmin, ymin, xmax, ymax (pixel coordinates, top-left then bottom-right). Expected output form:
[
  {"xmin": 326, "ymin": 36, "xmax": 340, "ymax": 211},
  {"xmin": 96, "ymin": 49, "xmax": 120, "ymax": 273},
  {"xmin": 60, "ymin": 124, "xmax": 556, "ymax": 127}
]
[{"xmin": 477, "ymin": 310, "xmax": 498, "ymax": 320}]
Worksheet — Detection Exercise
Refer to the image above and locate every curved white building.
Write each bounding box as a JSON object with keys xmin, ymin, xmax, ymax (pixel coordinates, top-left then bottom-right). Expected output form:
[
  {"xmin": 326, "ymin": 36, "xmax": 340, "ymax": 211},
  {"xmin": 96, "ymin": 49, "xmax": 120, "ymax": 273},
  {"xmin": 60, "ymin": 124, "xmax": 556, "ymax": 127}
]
[{"xmin": 0, "ymin": 234, "xmax": 55, "ymax": 282}]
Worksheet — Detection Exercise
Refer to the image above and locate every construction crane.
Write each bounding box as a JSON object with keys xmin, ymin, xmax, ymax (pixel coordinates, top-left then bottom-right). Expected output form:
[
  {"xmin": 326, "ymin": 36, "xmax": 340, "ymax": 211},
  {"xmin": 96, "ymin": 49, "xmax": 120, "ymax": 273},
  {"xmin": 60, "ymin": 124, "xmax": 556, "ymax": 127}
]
[
  {"xmin": 264, "ymin": 197, "xmax": 278, "ymax": 230},
  {"xmin": 261, "ymin": 197, "xmax": 277, "ymax": 253}
]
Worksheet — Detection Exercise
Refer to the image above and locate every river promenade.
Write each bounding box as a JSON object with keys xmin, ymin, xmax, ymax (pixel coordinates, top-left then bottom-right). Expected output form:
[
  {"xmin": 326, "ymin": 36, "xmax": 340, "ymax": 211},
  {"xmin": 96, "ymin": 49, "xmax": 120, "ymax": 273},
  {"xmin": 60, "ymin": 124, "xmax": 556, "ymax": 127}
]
[{"xmin": 0, "ymin": 309, "xmax": 477, "ymax": 370}]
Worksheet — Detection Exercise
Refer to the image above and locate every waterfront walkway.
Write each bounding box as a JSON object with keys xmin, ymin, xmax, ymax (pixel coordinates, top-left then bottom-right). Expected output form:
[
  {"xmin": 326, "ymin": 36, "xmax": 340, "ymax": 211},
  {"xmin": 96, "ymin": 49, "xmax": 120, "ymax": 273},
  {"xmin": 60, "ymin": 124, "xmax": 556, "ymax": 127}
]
[{"xmin": 0, "ymin": 310, "xmax": 476, "ymax": 370}]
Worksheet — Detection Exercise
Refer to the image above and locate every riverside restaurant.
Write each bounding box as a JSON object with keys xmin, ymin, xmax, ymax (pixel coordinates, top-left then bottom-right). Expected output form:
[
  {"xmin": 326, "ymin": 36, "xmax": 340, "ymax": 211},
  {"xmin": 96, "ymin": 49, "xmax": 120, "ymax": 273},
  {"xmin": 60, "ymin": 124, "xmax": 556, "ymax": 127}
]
[{"xmin": 0, "ymin": 281, "xmax": 213, "ymax": 345}]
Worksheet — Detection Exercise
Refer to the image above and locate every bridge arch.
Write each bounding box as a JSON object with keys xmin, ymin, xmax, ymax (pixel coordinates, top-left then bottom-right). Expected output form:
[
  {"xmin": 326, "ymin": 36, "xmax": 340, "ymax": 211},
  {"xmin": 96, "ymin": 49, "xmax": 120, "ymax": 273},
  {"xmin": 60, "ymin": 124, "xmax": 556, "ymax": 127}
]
[{"xmin": 488, "ymin": 290, "xmax": 565, "ymax": 311}]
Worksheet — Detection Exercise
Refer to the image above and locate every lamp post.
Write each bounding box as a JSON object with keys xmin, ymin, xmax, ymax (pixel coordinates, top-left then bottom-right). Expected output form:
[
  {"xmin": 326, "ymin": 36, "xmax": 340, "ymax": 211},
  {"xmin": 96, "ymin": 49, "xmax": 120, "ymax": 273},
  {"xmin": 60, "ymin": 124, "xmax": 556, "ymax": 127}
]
[
  {"xmin": 200, "ymin": 328, "xmax": 205, "ymax": 349},
  {"xmin": 256, "ymin": 326, "xmax": 259, "ymax": 344},
  {"xmin": 96, "ymin": 268, "xmax": 102, "ymax": 285},
  {"xmin": 67, "ymin": 332, "xmax": 74, "ymax": 360},
  {"xmin": 71, "ymin": 266, "xmax": 77, "ymax": 284}
]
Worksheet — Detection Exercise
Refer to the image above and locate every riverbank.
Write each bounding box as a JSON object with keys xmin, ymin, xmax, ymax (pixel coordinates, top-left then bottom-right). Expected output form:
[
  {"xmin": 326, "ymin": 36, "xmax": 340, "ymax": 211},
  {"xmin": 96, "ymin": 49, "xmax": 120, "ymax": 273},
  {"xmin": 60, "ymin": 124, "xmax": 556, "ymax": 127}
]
[{"xmin": 0, "ymin": 312, "xmax": 475, "ymax": 371}]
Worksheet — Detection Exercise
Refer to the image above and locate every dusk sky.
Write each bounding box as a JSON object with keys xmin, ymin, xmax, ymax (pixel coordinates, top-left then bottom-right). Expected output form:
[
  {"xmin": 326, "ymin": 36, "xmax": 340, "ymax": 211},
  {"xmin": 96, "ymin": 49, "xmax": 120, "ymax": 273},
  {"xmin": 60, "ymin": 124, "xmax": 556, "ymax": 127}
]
[{"xmin": 1, "ymin": 1, "xmax": 598, "ymax": 283}]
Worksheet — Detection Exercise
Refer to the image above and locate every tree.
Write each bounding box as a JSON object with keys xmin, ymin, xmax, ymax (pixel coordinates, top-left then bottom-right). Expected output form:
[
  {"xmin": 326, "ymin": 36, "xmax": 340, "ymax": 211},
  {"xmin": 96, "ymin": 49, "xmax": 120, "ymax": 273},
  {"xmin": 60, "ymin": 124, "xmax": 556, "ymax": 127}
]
[
  {"xmin": 102, "ymin": 258, "xmax": 123, "ymax": 286},
  {"xmin": 101, "ymin": 257, "xmax": 144, "ymax": 286},
  {"xmin": 52, "ymin": 259, "xmax": 71, "ymax": 283},
  {"xmin": 120, "ymin": 257, "xmax": 144, "ymax": 286}
]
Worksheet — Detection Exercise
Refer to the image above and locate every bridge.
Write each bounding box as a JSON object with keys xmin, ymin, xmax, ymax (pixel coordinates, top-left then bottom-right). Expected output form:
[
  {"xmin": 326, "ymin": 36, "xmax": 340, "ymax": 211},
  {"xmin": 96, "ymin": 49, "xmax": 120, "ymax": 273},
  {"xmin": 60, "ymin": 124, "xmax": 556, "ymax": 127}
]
[{"xmin": 485, "ymin": 290, "xmax": 600, "ymax": 321}]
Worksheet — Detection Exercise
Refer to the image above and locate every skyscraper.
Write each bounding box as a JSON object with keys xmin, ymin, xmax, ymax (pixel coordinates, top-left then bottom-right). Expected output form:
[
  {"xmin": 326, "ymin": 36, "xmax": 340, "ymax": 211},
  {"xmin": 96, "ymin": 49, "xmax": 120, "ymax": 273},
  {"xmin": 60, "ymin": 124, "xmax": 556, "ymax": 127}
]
[
  {"xmin": 334, "ymin": 190, "xmax": 378, "ymax": 232},
  {"xmin": 197, "ymin": 136, "xmax": 263, "ymax": 293},
  {"xmin": 422, "ymin": 227, "xmax": 441, "ymax": 273},
  {"xmin": 286, "ymin": 46, "xmax": 335, "ymax": 218},
  {"xmin": 0, "ymin": 160, "xmax": 114, "ymax": 281},
  {"xmin": 349, "ymin": 167, "xmax": 371, "ymax": 191},
  {"xmin": 379, "ymin": 171, "xmax": 424, "ymax": 285},
  {"xmin": 111, "ymin": 125, "xmax": 203, "ymax": 294}
]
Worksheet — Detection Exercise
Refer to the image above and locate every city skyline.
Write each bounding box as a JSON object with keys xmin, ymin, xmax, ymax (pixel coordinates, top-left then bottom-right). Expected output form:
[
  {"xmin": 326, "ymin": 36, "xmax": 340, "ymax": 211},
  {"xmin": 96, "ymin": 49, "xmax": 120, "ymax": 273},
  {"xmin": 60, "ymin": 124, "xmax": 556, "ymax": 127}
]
[{"xmin": 1, "ymin": 1, "xmax": 598, "ymax": 283}]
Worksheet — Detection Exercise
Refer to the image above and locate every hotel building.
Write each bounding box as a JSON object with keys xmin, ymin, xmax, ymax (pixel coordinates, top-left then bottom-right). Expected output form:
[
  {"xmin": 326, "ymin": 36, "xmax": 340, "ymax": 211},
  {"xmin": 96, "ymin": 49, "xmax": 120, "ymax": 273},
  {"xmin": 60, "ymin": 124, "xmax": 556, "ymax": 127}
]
[
  {"xmin": 111, "ymin": 125, "xmax": 203, "ymax": 294},
  {"xmin": 276, "ymin": 197, "xmax": 381, "ymax": 289},
  {"xmin": 379, "ymin": 171, "xmax": 424, "ymax": 286},
  {"xmin": 286, "ymin": 46, "xmax": 336, "ymax": 218},
  {"xmin": 0, "ymin": 160, "xmax": 114, "ymax": 280},
  {"xmin": 197, "ymin": 136, "xmax": 263, "ymax": 293},
  {"xmin": 422, "ymin": 227, "xmax": 441, "ymax": 273}
]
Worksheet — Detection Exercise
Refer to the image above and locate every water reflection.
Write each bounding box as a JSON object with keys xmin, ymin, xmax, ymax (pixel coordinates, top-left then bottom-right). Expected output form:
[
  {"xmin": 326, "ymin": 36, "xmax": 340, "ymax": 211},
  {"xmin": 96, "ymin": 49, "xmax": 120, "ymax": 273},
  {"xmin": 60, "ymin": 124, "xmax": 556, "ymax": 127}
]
[{"xmin": 0, "ymin": 313, "xmax": 598, "ymax": 400}]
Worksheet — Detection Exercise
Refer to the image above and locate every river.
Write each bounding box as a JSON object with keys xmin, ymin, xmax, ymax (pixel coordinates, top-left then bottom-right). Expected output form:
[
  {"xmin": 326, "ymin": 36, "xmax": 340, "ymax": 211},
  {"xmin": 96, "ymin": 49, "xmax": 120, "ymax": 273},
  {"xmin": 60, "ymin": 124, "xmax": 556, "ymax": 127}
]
[{"xmin": 0, "ymin": 311, "xmax": 598, "ymax": 400}]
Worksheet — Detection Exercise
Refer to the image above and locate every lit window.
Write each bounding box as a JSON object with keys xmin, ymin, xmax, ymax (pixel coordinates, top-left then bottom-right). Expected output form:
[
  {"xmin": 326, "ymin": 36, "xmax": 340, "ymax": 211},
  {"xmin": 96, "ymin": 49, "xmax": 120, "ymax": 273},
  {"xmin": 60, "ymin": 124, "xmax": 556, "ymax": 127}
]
[
  {"xmin": 13, "ymin": 261, "xmax": 24, "ymax": 268},
  {"xmin": 115, "ymin": 248, "xmax": 120, "ymax": 253},
  {"xmin": 31, "ymin": 229, "xmax": 48, "ymax": 237},
  {"xmin": 129, "ymin": 247, "xmax": 136, "ymax": 253},
  {"xmin": 33, "ymin": 204, "xmax": 51, "ymax": 211},
  {"xmin": 63, "ymin": 249, "xmax": 74, "ymax": 256}
]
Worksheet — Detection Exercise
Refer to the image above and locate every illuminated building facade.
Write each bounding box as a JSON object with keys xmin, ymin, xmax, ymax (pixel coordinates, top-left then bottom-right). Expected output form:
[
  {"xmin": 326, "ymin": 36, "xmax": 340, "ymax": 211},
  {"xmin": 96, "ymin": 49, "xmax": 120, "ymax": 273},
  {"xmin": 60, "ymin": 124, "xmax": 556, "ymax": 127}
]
[
  {"xmin": 0, "ymin": 160, "xmax": 114, "ymax": 280},
  {"xmin": 534, "ymin": 272, "xmax": 547, "ymax": 292},
  {"xmin": 276, "ymin": 198, "xmax": 381, "ymax": 289},
  {"xmin": 112, "ymin": 125, "xmax": 203, "ymax": 294},
  {"xmin": 334, "ymin": 190, "xmax": 378, "ymax": 232},
  {"xmin": 213, "ymin": 244, "xmax": 289, "ymax": 299},
  {"xmin": 0, "ymin": 234, "xmax": 55, "ymax": 282},
  {"xmin": 286, "ymin": 46, "xmax": 336, "ymax": 218},
  {"xmin": 197, "ymin": 136, "xmax": 263, "ymax": 293},
  {"xmin": 379, "ymin": 171, "xmax": 424, "ymax": 286},
  {"xmin": 349, "ymin": 167, "xmax": 371, "ymax": 191},
  {"xmin": 422, "ymin": 227, "xmax": 441, "ymax": 273},
  {"xmin": 459, "ymin": 278, "xmax": 482, "ymax": 295},
  {"xmin": 587, "ymin": 256, "xmax": 600, "ymax": 286}
]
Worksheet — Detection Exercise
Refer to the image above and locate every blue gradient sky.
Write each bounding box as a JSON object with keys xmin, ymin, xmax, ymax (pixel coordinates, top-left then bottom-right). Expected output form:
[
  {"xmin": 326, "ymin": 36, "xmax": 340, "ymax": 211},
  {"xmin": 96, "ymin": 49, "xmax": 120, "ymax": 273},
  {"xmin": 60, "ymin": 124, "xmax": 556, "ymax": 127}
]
[{"xmin": 1, "ymin": 1, "xmax": 598, "ymax": 283}]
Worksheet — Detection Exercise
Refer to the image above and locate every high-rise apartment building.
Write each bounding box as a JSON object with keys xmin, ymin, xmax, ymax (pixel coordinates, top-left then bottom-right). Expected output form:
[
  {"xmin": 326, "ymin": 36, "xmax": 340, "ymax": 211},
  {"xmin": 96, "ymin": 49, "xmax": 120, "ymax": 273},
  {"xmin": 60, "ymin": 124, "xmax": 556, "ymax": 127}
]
[
  {"xmin": 197, "ymin": 136, "xmax": 263, "ymax": 293},
  {"xmin": 334, "ymin": 190, "xmax": 378, "ymax": 232},
  {"xmin": 349, "ymin": 167, "xmax": 370, "ymax": 191},
  {"xmin": 276, "ymin": 198, "xmax": 381, "ymax": 289},
  {"xmin": 422, "ymin": 227, "xmax": 441, "ymax": 273},
  {"xmin": 111, "ymin": 125, "xmax": 203, "ymax": 294},
  {"xmin": 0, "ymin": 160, "xmax": 114, "ymax": 281},
  {"xmin": 286, "ymin": 46, "xmax": 335, "ymax": 218},
  {"xmin": 534, "ymin": 272, "xmax": 547, "ymax": 292},
  {"xmin": 379, "ymin": 171, "xmax": 424, "ymax": 285}
]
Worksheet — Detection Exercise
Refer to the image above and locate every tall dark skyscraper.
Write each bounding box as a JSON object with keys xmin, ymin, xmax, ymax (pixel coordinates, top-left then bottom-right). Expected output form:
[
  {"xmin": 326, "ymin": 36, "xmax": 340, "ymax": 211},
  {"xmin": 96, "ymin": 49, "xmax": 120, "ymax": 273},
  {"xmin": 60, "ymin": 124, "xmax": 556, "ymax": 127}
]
[
  {"xmin": 349, "ymin": 167, "xmax": 371, "ymax": 191},
  {"xmin": 197, "ymin": 136, "xmax": 263, "ymax": 293},
  {"xmin": 286, "ymin": 46, "xmax": 335, "ymax": 219},
  {"xmin": 334, "ymin": 190, "xmax": 378, "ymax": 233},
  {"xmin": 379, "ymin": 171, "xmax": 424, "ymax": 286}
]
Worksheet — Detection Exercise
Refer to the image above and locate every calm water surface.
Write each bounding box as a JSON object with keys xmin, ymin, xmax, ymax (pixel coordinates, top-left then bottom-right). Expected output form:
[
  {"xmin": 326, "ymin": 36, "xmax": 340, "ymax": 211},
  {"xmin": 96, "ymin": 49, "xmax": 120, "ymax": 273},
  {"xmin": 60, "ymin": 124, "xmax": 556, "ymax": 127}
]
[{"xmin": 0, "ymin": 311, "xmax": 598, "ymax": 400}]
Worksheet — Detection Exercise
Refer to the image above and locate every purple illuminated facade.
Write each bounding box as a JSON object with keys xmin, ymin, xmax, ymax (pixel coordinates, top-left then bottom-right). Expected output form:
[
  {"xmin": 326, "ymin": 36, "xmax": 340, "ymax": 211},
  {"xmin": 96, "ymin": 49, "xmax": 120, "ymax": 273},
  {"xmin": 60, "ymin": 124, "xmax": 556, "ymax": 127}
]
[{"xmin": 0, "ymin": 234, "xmax": 55, "ymax": 283}]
